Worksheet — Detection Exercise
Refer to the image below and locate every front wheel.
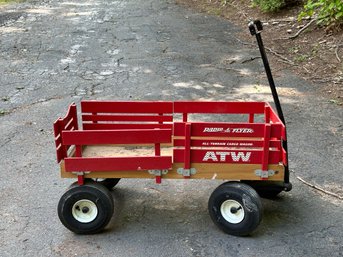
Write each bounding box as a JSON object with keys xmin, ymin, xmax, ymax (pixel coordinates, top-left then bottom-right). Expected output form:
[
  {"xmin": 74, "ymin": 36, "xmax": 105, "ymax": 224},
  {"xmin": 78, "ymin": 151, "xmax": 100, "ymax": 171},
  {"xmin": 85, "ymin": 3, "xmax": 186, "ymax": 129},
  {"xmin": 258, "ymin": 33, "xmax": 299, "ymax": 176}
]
[
  {"xmin": 208, "ymin": 182, "xmax": 262, "ymax": 236},
  {"xmin": 58, "ymin": 181, "xmax": 114, "ymax": 234}
]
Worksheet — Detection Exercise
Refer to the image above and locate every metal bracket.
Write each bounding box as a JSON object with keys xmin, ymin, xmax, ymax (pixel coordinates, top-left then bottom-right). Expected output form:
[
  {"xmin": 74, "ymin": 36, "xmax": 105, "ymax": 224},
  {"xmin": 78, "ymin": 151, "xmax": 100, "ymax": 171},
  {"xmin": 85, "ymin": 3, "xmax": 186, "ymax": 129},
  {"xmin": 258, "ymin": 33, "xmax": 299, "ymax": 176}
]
[
  {"xmin": 72, "ymin": 172, "xmax": 90, "ymax": 175},
  {"xmin": 255, "ymin": 169, "xmax": 275, "ymax": 178},
  {"xmin": 177, "ymin": 168, "xmax": 196, "ymax": 177},
  {"xmin": 148, "ymin": 170, "xmax": 168, "ymax": 176}
]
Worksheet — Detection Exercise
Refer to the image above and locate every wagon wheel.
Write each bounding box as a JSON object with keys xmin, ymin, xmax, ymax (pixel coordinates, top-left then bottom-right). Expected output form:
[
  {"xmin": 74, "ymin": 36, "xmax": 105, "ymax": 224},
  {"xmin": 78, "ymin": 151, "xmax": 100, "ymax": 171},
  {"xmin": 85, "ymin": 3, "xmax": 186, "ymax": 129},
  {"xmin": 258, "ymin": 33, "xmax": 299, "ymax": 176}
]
[
  {"xmin": 96, "ymin": 178, "xmax": 121, "ymax": 189},
  {"xmin": 58, "ymin": 181, "xmax": 114, "ymax": 234},
  {"xmin": 208, "ymin": 182, "xmax": 262, "ymax": 236},
  {"xmin": 84, "ymin": 178, "xmax": 121, "ymax": 190},
  {"xmin": 241, "ymin": 180, "xmax": 286, "ymax": 199}
]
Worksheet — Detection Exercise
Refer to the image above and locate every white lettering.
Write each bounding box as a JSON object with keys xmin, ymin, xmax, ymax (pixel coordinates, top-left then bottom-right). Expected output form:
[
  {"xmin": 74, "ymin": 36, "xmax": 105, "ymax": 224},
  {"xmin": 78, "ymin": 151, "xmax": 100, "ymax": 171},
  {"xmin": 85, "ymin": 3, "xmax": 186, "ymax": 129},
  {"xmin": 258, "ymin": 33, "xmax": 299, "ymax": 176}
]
[
  {"xmin": 203, "ymin": 127, "xmax": 224, "ymax": 133},
  {"xmin": 202, "ymin": 151, "xmax": 251, "ymax": 162},
  {"xmin": 231, "ymin": 152, "xmax": 251, "ymax": 162},
  {"xmin": 232, "ymin": 128, "xmax": 254, "ymax": 133},
  {"xmin": 216, "ymin": 152, "xmax": 230, "ymax": 161},
  {"xmin": 202, "ymin": 151, "xmax": 218, "ymax": 161}
]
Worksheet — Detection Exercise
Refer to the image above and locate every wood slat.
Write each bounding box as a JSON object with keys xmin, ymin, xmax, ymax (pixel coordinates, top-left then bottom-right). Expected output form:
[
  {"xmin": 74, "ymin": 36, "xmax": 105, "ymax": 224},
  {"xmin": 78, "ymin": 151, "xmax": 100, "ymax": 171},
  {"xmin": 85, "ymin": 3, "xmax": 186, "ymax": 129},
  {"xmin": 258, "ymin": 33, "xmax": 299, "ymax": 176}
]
[
  {"xmin": 174, "ymin": 122, "xmax": 265, "ymax": 137},
  {"xmin": 173, "ymin": 138, "xmax": 280, "ymax": 148},
  {"xmin": 81, "ymin": 101, "xmax": 173, "ymax": 114},
  {"xmin": 62, "ymin": 129, "xmax": 172, "ymax": 145},
  {"xmin": 64, "ymin": 156, "xmax": 172, "ymax": 172},
  {"xmin": 174, "ymin": 101, "xmax": 266, "ymax": 114},
  {"xmin": 82, "ymin": 123, "xmax": 173, "ymax": 130},
  {"xmin": 82, "ymin": 114, "xmax": 173, "ymax": 123},
  {"xmin": 173, "ymin": 149, "xmax": 281, "ymax": 164},
  {"xmin": 174, "ymin": 122, "xmax": 282, "ymax": 138}
]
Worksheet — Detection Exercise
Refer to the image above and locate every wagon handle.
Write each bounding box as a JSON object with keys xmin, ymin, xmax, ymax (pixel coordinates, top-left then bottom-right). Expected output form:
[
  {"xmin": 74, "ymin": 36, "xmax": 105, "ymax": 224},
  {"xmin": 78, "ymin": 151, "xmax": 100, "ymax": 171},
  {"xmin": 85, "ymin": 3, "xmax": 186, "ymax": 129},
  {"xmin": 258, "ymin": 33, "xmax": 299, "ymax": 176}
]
[
  {"xmin": 249, "ymin": 20, "xmax": 291, "ymax": 188},
  {"xmin": 248, "ymin": 20, "xmax": 285, "ymax": 125}
]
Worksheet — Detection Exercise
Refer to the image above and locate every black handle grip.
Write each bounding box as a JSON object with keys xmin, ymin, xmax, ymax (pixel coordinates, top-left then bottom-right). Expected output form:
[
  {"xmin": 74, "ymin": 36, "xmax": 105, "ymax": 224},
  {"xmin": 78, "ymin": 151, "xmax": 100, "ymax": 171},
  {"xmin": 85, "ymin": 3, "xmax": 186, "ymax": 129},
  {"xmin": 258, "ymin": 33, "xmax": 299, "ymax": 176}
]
[{"xmin": 248, "ymin": 20, "xmax": 263, "ymax": 35}]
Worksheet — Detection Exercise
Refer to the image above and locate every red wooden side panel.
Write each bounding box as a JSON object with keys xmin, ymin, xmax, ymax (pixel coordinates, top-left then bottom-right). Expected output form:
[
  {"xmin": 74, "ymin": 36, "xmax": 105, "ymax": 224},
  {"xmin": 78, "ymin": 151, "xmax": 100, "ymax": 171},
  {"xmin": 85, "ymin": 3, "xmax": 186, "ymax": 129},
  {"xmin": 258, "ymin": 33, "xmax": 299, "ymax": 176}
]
[
  {"xmin": 54, "ymin": 103, "xmax": 78, "ymax": 163},
  {"xmin": 62, "ymin": 129, "xmax": 172, "ymax": 145},
  {"xmin": 174, "ymin": 101, "xmax": 266, "ymax": 114},
  {"xmin": 82, "ymin": 123, "xmax": 172, "ymax": 130},
  {"xmin": 173, "ymin": 149, "xmax": 280, "ymax": 164},
  {"xmin": 81, "ymin": 101, "xmax": 173, "ymax": 114},
  {"xmin": 64, "ymin": 156, "xmax": 172, "ymax": 172}
]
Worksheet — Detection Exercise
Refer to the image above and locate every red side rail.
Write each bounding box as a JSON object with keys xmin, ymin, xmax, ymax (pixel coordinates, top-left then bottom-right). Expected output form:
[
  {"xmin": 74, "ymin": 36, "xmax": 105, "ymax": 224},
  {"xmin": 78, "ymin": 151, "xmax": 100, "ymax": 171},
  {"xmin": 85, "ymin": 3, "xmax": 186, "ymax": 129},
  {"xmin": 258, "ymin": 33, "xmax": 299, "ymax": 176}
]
[
  {"xmin": 81, "ymin": 101, "xmax": 173, "ymax": 130},
  {"xmin": 63, "ymin": 128, "xmax": 173, "ymax": 172}
]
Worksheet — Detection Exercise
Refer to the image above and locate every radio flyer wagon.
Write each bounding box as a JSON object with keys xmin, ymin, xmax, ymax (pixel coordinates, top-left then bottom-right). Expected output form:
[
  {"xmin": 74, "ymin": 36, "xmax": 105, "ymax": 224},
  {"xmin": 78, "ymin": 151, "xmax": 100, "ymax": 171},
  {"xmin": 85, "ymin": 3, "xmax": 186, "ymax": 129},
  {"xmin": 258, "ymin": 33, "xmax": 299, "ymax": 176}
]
[{"xmin": 53, "ymin": 21, "xmax": 292, "ymax": 236}]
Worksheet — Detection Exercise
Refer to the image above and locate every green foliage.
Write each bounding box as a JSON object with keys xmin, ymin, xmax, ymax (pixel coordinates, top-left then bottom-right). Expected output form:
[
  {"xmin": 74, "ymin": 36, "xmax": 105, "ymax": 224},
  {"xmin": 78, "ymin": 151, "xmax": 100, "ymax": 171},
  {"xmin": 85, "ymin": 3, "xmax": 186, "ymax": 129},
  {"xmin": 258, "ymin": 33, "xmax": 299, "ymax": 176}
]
[
  {"xmin": 0, "ymin": 0, "xmax": 22, "ymax": 3},
  {"xmin": 253, "ymin": 0, "xmax": 286, "ymax": 12},
  {"xmin": 300, "ymin": 0, "xmax": 343, "ymax": 26},
  {"xmin": 253, "ymin": 0, "xmax": 301, "ymax": 12}
]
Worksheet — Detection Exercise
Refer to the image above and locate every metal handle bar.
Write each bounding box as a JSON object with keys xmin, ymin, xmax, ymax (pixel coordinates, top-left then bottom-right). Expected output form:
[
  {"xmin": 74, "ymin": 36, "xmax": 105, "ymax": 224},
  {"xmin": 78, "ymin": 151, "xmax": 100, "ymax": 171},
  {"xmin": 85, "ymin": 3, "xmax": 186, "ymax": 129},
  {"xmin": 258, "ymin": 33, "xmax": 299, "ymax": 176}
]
[{"xmin": 249, "ymin": 20, "xmax": 291, "ymax": 187}]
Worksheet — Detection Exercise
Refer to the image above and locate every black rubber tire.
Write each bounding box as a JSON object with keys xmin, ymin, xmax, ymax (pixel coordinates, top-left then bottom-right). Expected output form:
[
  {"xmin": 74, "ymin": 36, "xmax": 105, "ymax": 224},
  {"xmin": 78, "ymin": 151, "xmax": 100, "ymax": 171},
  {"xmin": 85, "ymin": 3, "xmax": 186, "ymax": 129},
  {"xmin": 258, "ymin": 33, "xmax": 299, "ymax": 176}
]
[
  {"xmin": 208, "ymin": 182, "xmax": 262, "ymax": 236},
  {"xmin": 84, "ymin": 178, "xmax": 121, "ymax": 190},
  {"xmin": 241, "ymin": 181, "xmax": 284, "ymax": 199},
  {"xmin": 58, "ymin": 181, "xmax": 114, "ymax": 234},
  {"xmin": 98, "ymin": 178, "xmax": 121, "ymax": 189}
]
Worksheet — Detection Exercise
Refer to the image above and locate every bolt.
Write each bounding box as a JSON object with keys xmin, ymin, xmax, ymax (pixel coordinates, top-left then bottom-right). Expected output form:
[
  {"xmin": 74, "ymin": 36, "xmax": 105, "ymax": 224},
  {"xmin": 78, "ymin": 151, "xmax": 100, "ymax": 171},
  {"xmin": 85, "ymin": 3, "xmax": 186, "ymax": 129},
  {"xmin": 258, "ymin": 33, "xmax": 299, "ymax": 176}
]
[
  {"xmin": 82, "ymin": 207, "xmax": 90, "ymax": 214},
  {"xmin": 230, "ymin": 206, "xmax": 242, "ymax": 214}
]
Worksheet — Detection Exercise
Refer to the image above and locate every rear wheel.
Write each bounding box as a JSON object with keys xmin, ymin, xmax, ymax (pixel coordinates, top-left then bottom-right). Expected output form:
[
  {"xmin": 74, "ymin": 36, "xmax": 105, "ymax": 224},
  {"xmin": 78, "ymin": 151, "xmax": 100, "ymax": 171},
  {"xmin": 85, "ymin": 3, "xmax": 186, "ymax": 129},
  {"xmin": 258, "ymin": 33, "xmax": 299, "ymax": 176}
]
[
  {"xmin": 58, "ymin": 181, "xmax": 114, "ymax": 234},
  {"xmin": 208, "ymin": 182, "xmax": 262, "ymax": 236},
  {"xmin": 85, "ymin": 178, "xmax": 121, "ymax": 190},
  {"xmin": 97, "ymin": 178, "xmax": 121, "ymax": 189},
  {"xmin": 242, "ymin": 181, "xmax": 286, "ymax": 199}
]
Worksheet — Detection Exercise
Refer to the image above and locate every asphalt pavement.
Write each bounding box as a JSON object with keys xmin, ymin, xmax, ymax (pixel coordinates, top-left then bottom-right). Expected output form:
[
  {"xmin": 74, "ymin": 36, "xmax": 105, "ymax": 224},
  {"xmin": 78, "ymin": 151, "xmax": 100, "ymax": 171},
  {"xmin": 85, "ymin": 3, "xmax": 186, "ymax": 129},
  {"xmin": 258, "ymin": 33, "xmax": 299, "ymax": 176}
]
[{"xmin": 0, "ymin": 0, "xmax": 342, "ymax": 256}]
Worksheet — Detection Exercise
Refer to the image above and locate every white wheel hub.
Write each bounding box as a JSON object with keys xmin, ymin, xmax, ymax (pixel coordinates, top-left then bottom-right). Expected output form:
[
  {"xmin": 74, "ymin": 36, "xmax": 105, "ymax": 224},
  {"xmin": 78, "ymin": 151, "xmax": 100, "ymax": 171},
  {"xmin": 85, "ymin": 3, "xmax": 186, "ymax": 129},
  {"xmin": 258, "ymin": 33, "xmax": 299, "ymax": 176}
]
[
  {"xmin": 220, "ymin": 200, "xmax": 245, "ymax": 224},
  {"xmin": 72, "ymin": 200, "xmax": 98, "ymax": 223}
]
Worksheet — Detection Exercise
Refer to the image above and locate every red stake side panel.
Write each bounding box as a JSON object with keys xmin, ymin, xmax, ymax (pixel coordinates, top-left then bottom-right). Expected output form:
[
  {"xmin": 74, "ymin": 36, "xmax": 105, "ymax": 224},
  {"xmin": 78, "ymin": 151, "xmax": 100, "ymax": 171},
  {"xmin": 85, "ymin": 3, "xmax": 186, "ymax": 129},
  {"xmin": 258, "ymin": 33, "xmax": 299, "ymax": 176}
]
[
  {"xmin": 55, "ymin": 101, "xmax": 287, "ymax": 177},
  {"xmin": 62, "ymin": 129, "xmax": 172, "ymax": 145},
  {"xmin": 64, "ymin": 156, "xmax": 172, "ymax": 172}
]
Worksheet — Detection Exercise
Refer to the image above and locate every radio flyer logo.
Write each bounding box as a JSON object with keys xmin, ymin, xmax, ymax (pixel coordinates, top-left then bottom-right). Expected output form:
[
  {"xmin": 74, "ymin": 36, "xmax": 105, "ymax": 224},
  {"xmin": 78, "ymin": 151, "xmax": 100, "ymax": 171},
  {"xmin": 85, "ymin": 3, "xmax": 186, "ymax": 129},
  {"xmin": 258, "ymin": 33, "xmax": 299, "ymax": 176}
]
[{"xmin": 203, "ymin": 127, "xmax": 254, "ymax": 134}]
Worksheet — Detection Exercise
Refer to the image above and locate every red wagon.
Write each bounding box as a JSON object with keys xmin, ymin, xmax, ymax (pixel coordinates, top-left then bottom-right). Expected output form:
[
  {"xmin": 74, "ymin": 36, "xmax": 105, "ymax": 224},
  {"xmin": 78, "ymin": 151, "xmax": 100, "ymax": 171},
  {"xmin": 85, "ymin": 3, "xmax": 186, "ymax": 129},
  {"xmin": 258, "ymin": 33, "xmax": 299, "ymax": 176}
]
[{"xmin": 53, "ymin": 21, "xmax": 292, "ymax": 236}]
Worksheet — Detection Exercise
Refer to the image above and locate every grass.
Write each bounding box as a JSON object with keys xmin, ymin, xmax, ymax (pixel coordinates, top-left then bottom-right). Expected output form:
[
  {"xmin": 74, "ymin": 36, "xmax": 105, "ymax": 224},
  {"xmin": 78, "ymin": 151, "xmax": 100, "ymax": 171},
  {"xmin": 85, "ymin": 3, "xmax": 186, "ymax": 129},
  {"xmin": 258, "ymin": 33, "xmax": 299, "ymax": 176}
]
[{"xmin": 0, "ymin": 0, "xmax": 23, "ymax": 3}]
